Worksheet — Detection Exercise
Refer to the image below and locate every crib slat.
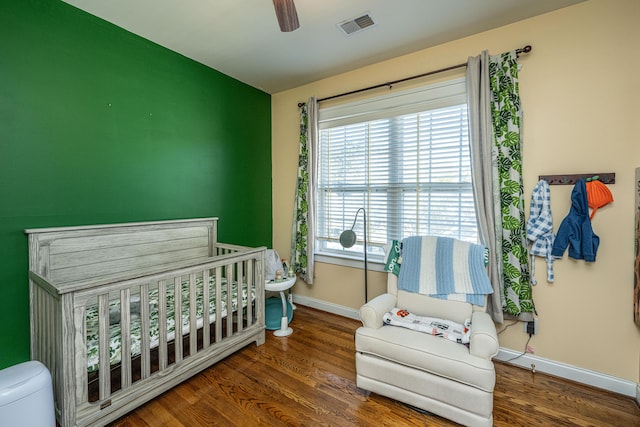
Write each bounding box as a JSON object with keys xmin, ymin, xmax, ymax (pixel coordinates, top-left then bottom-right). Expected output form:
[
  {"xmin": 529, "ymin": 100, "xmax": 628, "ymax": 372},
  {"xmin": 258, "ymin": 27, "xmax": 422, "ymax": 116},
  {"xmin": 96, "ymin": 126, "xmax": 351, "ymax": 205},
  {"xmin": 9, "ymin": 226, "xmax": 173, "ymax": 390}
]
[
  {"xmin": 120, "ymin": 288, "xmax": 132, "ymax": 389},
  {"xmin": 236, "ymin": 261, "xmax": 244, "ymax": 333},
  {"xmin": 189, "ymin": 273, "xmax": 197, "ymax": 356},
  {"xmin": 257, "ymin": 256, "xmax": 265, "ymax": 324},
  {"xmin": 202, "ymin": 269, "xmax": 210, "ymax": 348},
  {"xmin": 215, "ymin": 267, "xmax": 223, "ymax": 343},
  {"xmin": 174, "ymin": 277, "xmax": 183, "ymax": 363},
  {"xmin": 226, "ymin": 263, "xmax": 234, "ymax": 337},
  {"xmin": 158, "ymin": 280, "xmax": 168, "ymax": 370},
  {"xmin": 98, "ymin": 294, "xmax": 111, "ymax": 402},
  {"xmin": 246, "ymin": 260, "xmax": 253, "ymax": 328},
  {"xmin": 253, "ymin": 258, "xmax": 260, "ymax": 326},
  {"xmin": 140, "ymin": 283, "xmax": 151, "ymax": 379}
]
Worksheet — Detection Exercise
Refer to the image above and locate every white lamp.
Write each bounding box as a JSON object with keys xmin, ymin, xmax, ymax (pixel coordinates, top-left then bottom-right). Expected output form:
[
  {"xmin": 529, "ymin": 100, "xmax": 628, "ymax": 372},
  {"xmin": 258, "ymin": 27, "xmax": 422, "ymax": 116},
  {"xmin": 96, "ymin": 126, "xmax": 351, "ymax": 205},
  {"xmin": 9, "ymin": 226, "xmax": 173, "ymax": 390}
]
[{"xmin": 339, "ymin": 207, "xmax": 368, "ymax": 302}]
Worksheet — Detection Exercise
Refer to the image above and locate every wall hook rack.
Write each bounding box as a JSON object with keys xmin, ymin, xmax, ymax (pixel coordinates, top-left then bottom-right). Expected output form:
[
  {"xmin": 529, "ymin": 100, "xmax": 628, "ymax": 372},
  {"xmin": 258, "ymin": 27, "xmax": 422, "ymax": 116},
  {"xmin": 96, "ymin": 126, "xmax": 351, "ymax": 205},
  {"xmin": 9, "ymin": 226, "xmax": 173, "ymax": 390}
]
[{"xmin": 538, "ymin": 173, "xmax": 615, "ymax": 186}]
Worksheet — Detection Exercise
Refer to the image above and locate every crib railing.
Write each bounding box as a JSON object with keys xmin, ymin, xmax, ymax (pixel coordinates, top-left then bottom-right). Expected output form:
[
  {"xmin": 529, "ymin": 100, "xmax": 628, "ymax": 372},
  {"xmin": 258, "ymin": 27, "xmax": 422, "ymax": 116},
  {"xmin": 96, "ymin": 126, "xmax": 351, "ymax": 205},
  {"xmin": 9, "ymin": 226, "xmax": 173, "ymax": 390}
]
[{"xmin": 30, "ymin": 246, "xmax": 265, "ymax": 427}]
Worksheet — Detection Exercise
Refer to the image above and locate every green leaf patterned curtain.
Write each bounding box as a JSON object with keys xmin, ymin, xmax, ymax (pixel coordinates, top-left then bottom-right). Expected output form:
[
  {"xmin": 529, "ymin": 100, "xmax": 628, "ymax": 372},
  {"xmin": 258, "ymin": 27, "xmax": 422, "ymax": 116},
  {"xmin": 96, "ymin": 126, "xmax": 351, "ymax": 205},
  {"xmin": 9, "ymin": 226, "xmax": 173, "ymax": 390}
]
[
  {"xmin": 489, "ymin": 52, "xmax": 533, "ymax": 318},
  {"xmin": 291, "ymin": 98, "xmax": 317, "ymax": 284}
]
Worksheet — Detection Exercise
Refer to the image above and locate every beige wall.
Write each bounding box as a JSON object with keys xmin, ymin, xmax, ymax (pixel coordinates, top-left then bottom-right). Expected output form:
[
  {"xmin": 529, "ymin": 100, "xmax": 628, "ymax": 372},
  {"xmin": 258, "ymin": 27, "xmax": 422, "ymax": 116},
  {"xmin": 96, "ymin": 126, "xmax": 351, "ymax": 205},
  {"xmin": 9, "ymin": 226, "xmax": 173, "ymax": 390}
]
[{"xmin": 272, "ymin": 0, "xmax": 640, "ymax": 383}]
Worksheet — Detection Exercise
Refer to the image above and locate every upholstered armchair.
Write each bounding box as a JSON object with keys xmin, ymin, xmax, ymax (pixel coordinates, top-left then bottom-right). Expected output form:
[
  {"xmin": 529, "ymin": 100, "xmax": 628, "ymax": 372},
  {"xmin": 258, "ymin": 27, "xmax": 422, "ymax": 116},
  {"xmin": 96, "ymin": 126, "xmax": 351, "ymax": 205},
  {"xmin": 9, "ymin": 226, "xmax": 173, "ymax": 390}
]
[{"xmin": 355, "ymin": 237, "xmax": 499, "ymax": 427}]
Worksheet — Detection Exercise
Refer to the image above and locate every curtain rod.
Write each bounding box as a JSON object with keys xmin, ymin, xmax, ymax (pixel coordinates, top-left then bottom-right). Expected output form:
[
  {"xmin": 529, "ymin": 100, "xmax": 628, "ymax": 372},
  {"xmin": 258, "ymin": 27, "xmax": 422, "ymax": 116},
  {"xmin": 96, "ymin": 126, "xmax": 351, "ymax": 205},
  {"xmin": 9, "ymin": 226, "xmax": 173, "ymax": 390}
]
[{"xmin": 297, "ymin": 45, "xmax": 532, "ymax": 107}]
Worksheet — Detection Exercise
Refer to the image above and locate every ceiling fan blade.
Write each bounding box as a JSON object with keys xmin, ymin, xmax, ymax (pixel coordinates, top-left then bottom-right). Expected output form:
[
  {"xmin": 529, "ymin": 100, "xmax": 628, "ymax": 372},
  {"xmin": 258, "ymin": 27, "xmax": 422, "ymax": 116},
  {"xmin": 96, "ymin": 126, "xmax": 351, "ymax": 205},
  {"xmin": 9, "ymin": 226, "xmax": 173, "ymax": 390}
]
[{"xmin": 272, "ymin": 0, "xmax": 299, "ymax": 32}]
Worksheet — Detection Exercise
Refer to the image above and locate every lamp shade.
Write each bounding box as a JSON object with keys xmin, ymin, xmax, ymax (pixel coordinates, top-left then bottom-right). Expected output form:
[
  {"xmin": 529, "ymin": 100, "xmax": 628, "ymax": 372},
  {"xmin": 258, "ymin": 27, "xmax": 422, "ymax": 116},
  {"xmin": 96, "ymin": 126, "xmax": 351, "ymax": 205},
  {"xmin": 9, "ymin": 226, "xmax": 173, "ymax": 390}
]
[{"xmin": 339, "ymin": 229, "xmax": 357, "ymax": 248}]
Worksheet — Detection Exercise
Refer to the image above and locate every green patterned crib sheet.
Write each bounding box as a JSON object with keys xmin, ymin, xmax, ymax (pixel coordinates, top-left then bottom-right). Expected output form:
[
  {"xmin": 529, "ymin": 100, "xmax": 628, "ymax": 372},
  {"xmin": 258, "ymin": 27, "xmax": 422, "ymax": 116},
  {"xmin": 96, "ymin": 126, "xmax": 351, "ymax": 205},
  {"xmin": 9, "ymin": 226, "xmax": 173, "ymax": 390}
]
[{"xmin": 85, "ymin": 276, "xmax": 255, "ymax": 373}]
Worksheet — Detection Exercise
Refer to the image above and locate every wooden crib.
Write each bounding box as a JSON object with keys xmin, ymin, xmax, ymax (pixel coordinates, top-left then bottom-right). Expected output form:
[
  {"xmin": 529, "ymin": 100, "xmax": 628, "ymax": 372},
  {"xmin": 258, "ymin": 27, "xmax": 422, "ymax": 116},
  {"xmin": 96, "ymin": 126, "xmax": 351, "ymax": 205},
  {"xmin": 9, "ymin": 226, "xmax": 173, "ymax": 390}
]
[{"xmin": 26, "ymin": 218, "xmax": 266, "ymax": 427}]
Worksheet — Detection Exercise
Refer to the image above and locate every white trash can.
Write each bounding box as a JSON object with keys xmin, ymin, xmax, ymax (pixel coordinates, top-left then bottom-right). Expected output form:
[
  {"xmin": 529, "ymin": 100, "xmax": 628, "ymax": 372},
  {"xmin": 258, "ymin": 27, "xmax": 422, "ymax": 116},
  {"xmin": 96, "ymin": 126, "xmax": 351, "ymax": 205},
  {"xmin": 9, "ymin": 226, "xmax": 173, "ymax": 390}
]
[{"xmin": 0, "ymin": 360, "xmax": 55, "ymax": 427}]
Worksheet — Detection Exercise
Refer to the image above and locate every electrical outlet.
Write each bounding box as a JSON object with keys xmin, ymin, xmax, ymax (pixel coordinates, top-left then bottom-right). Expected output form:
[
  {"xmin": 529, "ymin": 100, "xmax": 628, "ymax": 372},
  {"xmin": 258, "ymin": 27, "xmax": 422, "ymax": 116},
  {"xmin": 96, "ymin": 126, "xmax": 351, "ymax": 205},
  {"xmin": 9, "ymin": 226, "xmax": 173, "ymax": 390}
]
[{"xmin": 525, "ymin": 318, "xmax": 538, "ymax": 335}]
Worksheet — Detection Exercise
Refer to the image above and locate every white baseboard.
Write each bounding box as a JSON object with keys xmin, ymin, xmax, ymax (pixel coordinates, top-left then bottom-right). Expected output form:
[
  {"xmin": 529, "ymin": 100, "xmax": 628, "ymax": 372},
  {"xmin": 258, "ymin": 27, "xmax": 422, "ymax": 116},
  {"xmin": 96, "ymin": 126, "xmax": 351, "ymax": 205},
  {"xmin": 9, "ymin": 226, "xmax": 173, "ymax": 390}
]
[
  {"xmin": 292, "ymin": 294, "xmax": 361, "ymax": 320},
  {"xmin": 494, "ymin": 349, "xmax": 637, "ymax": 398},
  {"xmin": 292, "ymin": 294, "xmax": 638, "ymax": 399}
]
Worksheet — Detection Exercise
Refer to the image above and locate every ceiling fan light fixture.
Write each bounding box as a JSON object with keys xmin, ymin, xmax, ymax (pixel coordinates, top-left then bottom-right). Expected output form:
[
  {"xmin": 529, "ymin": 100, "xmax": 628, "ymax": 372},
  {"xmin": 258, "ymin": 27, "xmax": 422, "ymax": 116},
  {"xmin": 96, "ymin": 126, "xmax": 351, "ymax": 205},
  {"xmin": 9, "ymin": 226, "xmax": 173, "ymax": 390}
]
[{"xmin": 273, "ymin": 0, "xmax": 300, "ymax": 32}]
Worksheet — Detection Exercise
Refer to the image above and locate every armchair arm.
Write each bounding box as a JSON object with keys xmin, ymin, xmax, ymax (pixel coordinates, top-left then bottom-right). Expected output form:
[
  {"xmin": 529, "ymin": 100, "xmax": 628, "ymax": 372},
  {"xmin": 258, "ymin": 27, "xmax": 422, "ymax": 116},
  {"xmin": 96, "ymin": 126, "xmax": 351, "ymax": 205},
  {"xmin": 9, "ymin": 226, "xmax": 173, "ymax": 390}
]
[
  {"xmin": 469, "ymin": 311, "xmax": 499, "ymax": 359},
  {"xmin": 359, "ymin": 293, "xmax": 396, "ymax": 329}
]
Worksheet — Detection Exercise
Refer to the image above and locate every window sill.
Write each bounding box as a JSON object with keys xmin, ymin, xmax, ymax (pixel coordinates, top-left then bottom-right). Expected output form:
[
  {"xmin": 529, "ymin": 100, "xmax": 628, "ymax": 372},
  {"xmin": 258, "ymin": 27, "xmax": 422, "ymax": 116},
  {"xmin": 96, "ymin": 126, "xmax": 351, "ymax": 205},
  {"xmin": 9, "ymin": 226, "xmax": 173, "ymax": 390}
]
[{"xmin": 314, "ymin": 253, "xmax": 386, "ymax": 272}]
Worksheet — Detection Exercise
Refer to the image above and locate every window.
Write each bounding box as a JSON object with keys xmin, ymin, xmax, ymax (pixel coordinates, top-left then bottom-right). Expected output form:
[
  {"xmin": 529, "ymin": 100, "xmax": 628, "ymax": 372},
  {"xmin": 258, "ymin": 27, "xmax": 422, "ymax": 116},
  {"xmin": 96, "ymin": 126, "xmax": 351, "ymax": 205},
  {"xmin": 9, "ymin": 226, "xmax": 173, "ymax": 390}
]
[{"xmin": 316, "ymin": 78, "xmax": 478, "ymax": 262}]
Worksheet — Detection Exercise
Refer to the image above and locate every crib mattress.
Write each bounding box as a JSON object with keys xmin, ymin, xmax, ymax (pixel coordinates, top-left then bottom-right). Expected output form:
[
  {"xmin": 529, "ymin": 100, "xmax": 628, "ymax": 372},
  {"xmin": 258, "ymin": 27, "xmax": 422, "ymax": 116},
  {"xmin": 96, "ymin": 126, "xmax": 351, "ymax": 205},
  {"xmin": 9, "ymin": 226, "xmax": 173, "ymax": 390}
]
[{"xmin": 85, "ymin": 276, "xmax": 255, "ymax": 373}]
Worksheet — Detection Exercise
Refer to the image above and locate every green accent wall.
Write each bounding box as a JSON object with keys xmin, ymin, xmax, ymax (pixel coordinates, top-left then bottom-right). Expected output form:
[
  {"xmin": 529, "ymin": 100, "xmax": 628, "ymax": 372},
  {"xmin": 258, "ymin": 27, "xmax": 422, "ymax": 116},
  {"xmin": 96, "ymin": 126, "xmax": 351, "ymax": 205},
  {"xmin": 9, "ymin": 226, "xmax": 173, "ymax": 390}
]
[{"xmin": 0, "ymin": 0, "xmax": 272, "ymax": 368}]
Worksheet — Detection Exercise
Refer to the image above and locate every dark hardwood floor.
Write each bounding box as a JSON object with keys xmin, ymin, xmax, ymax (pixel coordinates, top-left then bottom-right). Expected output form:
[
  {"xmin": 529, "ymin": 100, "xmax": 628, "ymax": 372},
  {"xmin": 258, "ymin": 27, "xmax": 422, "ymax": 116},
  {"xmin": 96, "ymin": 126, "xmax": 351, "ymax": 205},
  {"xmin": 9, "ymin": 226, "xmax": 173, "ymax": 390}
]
[{"xmin": 110, "ymin": 305, "xmax": 640, "ymax": 426}]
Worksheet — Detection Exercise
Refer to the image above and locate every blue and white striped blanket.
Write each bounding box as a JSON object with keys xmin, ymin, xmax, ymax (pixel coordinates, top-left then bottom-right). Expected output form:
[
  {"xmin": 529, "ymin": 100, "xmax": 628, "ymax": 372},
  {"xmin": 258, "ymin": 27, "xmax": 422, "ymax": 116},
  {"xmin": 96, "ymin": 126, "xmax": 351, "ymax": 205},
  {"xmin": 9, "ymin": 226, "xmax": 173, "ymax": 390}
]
[{"xmin": 397, "ymin": 236, "xmax": 493, "ymax": 306}]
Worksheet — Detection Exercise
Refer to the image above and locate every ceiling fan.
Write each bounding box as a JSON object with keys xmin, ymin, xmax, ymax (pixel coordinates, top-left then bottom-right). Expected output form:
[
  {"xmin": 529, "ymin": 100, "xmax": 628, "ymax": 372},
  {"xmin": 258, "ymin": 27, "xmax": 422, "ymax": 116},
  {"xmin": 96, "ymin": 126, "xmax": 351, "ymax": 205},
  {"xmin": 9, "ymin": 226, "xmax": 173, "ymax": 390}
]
[{"xmin": 272, "ymin": 0, "xmax": 300, "ymax": 32}]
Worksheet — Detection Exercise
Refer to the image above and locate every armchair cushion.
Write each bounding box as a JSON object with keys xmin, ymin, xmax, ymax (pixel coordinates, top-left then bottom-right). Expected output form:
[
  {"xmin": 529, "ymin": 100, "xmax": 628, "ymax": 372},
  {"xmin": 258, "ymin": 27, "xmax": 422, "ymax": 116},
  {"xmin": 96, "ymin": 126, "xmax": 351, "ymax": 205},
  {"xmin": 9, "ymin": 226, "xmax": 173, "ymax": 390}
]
[
  {"xmin": 397, "ymin": 290, "xmax": 472, "ymax": 325},
  {"xmin": 356, "ymin": 325, "xmax": 496, "ymax": 392}
]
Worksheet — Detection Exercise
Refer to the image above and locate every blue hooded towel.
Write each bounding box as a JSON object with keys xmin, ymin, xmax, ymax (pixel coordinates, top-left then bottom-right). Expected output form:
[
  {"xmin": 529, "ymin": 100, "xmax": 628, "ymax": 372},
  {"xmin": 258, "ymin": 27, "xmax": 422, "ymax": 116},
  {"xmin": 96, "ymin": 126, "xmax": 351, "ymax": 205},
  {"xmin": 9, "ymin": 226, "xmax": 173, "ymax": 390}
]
[{"xmin": 551, "ymin": 179, "xmax": 599, "ymax": 262}]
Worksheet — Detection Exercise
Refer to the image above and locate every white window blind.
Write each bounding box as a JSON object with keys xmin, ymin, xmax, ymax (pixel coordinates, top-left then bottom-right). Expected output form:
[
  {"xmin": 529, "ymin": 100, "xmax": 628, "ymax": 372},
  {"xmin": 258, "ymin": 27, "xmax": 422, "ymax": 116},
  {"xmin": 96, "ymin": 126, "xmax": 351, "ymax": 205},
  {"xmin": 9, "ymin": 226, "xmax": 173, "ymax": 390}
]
[{"xmin": 316, "ymin": 78, "xmax": 478, "ymax": 261}]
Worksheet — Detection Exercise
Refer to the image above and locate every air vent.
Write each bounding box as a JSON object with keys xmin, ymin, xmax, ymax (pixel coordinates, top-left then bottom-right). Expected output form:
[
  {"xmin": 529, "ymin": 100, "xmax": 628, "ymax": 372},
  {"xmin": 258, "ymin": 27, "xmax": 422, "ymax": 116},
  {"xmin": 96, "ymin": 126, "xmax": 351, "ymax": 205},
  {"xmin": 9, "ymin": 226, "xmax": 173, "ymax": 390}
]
[{"xmin": 338, "ymin": 12, "xmax": 376, "ymax": 36}]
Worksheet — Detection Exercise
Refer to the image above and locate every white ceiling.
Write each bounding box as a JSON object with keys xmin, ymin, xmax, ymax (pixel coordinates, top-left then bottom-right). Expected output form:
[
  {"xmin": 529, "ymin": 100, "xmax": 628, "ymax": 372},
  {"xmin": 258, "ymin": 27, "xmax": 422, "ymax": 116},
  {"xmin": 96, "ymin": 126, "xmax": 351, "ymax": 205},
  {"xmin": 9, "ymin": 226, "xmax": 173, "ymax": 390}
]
[{"xmin": 61, "ymin": 0, "xmax": 584, "ymax": 94}]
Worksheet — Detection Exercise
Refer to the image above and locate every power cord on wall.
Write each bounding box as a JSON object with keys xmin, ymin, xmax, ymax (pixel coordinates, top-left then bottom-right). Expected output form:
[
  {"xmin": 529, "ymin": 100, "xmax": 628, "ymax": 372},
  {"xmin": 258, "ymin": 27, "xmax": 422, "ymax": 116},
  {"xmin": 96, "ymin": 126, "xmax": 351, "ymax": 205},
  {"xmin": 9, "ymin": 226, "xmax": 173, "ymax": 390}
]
[
  {"xmin": 497, "ymin": 319, "xmax": 519, "ymax": 335},
  {"xmin": 504, "ymin": 332, "xmax": 533, "ymax": 363}
]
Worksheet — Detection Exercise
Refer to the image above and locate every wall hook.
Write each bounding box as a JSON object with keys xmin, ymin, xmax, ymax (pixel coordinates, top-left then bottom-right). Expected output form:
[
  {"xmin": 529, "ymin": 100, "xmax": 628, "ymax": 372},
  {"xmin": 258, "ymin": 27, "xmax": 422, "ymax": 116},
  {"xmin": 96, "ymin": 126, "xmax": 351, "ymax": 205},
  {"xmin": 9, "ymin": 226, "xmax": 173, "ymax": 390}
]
[{"xmin": 539, "ymin": 173, "xmax": 615, "ymax": 186}]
